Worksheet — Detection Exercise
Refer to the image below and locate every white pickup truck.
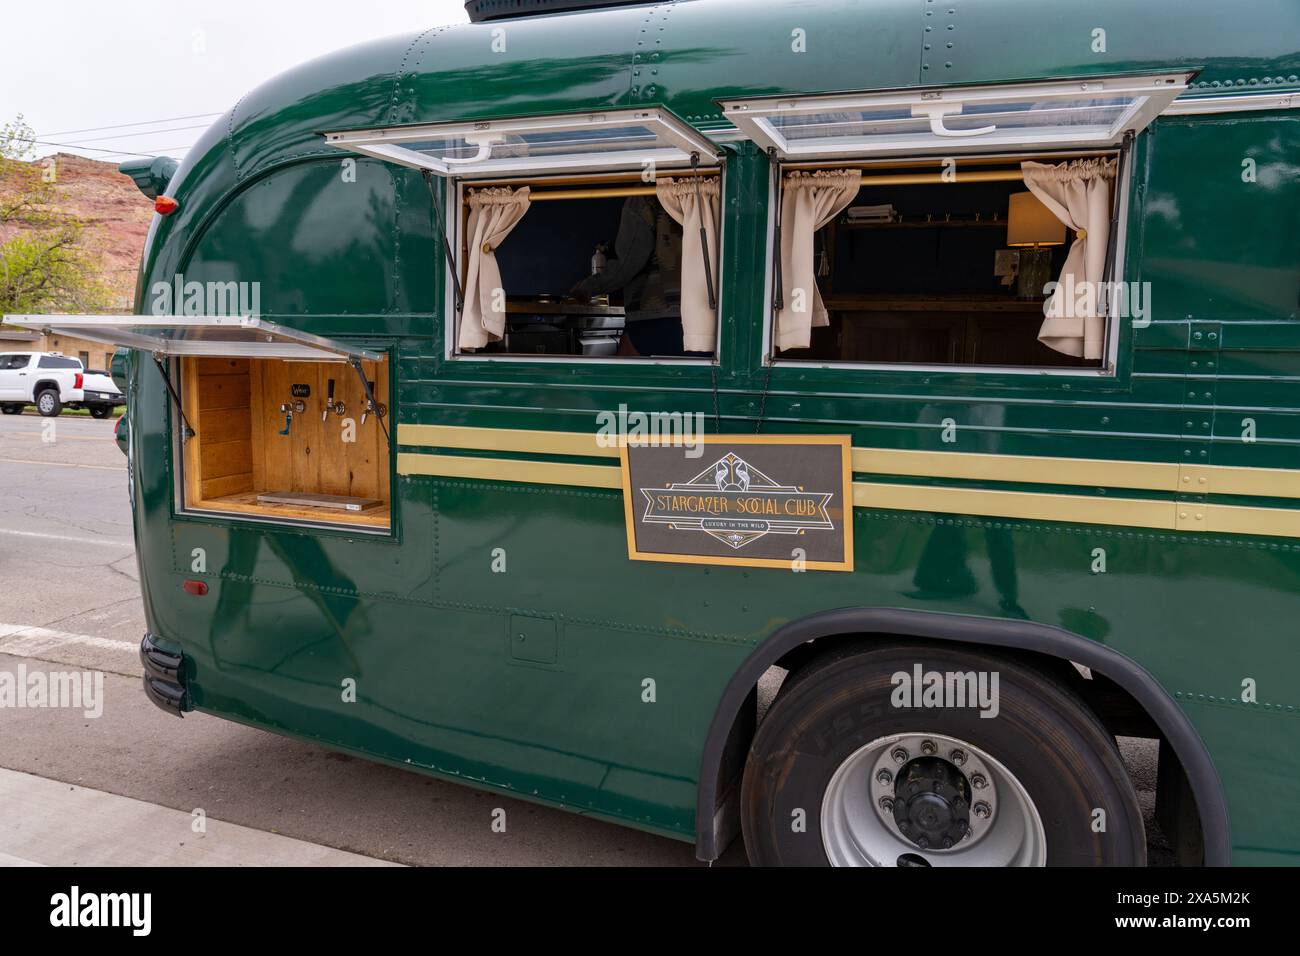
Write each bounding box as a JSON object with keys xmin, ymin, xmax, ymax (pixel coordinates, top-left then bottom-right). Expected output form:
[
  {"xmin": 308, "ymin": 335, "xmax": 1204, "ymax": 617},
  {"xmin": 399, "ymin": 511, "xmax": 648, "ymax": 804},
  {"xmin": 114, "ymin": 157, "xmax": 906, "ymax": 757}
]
[{"xmin": 0, "ymin": 351, "xmax": 124, "ymax": 418}]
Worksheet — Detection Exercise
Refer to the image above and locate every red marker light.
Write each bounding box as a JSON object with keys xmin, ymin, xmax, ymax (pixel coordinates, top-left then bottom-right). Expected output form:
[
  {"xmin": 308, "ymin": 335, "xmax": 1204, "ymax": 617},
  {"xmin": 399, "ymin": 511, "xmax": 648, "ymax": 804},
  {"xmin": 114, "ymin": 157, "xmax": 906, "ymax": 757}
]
[
  {"xmin": 155, "ymin": 195, "xmax": 179, "ymax": 215},
  {"xmin": 183, "ymin": 580, "xmax": 208, "ymax": 596}
]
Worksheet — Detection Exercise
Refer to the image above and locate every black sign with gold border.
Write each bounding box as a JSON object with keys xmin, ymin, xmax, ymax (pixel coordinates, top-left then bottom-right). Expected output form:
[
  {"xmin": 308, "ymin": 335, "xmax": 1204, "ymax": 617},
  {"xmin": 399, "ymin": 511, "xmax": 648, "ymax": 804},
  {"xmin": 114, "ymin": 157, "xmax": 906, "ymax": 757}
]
[{"xmin": 619, "ymin": 435, "xmax": 854, "ymax": 571}]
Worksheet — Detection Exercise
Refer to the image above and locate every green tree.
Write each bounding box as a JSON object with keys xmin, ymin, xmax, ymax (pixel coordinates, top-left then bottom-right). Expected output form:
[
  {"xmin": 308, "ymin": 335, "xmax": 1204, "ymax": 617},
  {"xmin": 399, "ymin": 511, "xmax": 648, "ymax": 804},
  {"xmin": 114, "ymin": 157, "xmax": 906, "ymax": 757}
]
[{"xmin": 1, "ymin": 115, "xmax": 109, "ymax": 316}]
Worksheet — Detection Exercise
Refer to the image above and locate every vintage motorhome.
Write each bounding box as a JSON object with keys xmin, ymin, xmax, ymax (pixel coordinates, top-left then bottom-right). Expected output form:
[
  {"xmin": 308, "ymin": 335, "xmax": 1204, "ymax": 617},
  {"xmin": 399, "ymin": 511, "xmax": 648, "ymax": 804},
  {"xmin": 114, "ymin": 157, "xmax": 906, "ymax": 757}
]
[{"xmin": 10, "ymin": 0, "xmax": 1299, "ymax": 866}]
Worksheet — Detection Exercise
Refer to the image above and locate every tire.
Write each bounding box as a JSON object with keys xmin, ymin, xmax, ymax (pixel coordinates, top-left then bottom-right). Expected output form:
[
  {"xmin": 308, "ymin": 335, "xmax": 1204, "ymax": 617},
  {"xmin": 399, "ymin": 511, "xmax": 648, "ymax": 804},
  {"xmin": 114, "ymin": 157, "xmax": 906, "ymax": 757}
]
[
  {"xmin": 35, "ymin": 389, "xmax": 62, "ymax": 417},
  {"xmin": 89, "ymin": 404, "xmax": 111, "ymax": 419},
  {"xmin": 741, "ymin": 641, "xmax": 1146, "ymax": 867},
  {"xmin": 0, "ymin": 404, "xmax": 20, "ymax": 415}
]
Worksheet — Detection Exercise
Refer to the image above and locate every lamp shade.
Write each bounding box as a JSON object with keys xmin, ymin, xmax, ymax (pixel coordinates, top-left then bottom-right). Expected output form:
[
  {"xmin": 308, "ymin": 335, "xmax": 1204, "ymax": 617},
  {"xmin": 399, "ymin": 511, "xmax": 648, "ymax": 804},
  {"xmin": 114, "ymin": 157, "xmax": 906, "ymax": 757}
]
[{"xmin": 1007, "ymin": 192, "xmax": 1066, "ymax": 247}]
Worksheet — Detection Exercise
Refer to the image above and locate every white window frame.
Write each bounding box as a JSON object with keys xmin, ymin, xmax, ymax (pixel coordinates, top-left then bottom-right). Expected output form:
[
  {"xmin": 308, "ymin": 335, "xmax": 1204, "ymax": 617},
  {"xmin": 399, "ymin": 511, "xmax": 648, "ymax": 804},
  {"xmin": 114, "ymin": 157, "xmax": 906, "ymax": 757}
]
[
  {"xmin": 760, "ymin": 148, "xmax": 1134, "ymax": 378},
  {"xmin": 324, "ymin": 107, "xmax": 722, "ymax": 179},
  {"xmin": 443, "ymin": 171, "xmax": 725, "ymax": 367},
  {"xmin": 721, "ymin": 73, "xmax": 1192, "ymax": 160}
]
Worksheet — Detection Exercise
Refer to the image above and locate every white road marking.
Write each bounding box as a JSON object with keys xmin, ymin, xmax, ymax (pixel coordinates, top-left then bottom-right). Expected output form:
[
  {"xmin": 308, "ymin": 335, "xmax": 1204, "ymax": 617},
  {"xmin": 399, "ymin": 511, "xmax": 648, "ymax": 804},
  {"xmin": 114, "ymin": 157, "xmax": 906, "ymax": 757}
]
[
  {"xmin": 0, "ymin": 455, "xmax": 122, "ymax": 470},
  {"xmin": 0, "ymin": 432, "xmax": 112, "ymax": 442},
  {"xmin": 0, "ymin": 527, "xmax": 134, "ymax": 549},
  {"xmin": 0, "ymin": 768, "xmax": 404, "ymax": 867},
  {"xmin": 0, "ymin": 623, "xmax": 137, "ymax": 657}
]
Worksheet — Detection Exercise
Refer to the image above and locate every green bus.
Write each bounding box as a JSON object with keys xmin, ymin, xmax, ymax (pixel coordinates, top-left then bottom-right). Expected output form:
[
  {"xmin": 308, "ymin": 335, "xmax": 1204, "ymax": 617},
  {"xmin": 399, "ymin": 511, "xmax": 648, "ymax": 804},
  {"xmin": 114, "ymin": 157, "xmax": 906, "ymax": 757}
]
[{"xmin": 10, "ymin": 0, "xmax": 1299, "ymax": 866}]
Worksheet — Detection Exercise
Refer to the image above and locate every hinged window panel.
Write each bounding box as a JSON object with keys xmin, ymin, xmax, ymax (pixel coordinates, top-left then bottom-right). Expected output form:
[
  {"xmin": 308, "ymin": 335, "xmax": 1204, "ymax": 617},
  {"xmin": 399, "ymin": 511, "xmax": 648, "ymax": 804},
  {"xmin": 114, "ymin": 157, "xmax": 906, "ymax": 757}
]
[
  {"xmin": 4, "ymin": 315, "xmax": 382, "ymax": 363},
  {"xmin": 323, "ymin": 107, "xmax": 722, "ymax": 178},
  {"xmin": 720, "ymin": 73, "xmax": 1192, "ymax": 158}
]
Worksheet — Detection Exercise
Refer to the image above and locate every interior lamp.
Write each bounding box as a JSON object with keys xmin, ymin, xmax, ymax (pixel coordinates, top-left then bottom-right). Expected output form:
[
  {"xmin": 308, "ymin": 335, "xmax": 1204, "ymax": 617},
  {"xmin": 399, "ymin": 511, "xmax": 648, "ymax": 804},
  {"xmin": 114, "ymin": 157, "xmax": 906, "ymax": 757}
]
[{"xmin": 1007, "ymin": 191, "xmax": 1066, "ymax": 299}]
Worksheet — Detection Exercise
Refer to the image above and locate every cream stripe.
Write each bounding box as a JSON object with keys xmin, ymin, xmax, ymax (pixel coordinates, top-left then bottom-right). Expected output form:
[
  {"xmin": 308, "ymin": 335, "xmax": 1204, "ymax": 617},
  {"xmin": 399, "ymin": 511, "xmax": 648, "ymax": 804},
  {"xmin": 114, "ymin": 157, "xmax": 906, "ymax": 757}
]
[
  {"xmin": 399, "ymin": 424, "xmax": 616, "ymax": 459},
  {"xmin": 396, "ymin": 452, "xmax": 622, "ymax": 489},
  {"xmin": 398, "ymin": 424, "xmax": 1228, "ymax": 494},
  {"xmin": 396, "ymin": 450, "xmax": 1300, "ymax": 538},
  {"xmin": 853, "ymin": 482, "xmax": 1175, "ymax": 530},
  {"xmin": 852, "ymin": 447, "xmax": 1176, "ymax": 491}
]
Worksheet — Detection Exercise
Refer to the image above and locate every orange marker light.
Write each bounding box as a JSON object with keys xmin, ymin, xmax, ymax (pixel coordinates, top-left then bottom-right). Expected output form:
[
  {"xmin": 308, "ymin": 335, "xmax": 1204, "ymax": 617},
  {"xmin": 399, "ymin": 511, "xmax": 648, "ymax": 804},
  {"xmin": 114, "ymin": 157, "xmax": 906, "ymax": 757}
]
[{"xmin": 155, "ymin": 195, "xmax": 179, "ymax": 215}]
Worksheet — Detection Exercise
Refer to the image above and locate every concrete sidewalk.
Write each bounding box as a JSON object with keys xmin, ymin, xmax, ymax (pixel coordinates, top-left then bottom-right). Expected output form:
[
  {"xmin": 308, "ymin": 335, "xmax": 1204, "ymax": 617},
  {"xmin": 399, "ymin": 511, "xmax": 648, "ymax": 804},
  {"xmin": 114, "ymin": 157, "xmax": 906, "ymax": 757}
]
[{"xmin": 0, "ymin": 768, "xmax": 402, "ymax": 867}]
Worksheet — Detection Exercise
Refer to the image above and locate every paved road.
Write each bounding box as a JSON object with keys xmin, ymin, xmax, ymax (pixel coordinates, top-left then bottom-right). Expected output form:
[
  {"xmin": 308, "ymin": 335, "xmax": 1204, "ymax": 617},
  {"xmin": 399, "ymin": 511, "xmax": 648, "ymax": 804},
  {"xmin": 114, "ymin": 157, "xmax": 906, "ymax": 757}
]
[{"xmin": 0, "ymin": 411, "xmax": 1168, "ymax": 866}]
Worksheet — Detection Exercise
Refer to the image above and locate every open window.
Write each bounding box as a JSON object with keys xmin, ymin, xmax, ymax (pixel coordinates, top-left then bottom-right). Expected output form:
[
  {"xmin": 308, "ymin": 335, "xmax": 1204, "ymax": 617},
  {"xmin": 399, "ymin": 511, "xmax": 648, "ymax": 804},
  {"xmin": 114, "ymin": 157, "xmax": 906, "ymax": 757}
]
[
  {"xmin": 5, "ymin": 315, "xmax": 391, "ymax": 530},
  {"xmin": 721, "ymin": 74, "xmax": 1189, "ymax": 371},
  {"xmin": 325, "ymin": 109, "xmax": 725, "ymax": 361}
]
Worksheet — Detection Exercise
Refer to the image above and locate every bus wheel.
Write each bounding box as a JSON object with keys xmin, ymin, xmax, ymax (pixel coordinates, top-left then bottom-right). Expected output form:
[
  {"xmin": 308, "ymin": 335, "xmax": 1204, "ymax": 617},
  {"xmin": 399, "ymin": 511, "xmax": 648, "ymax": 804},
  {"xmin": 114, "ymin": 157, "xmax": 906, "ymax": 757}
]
[{"xmin": 740, "ymin": 642, "xmax": 1145, "ymax": 867}]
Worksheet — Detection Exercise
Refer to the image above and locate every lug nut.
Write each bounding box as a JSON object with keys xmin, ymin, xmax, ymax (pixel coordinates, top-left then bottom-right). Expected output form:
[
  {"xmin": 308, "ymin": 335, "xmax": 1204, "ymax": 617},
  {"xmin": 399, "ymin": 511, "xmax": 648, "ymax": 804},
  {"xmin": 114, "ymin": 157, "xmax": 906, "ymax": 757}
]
[
  {"xmin": 920, "ymin": 739, "xmax": 937, "ymax": 755},
  {"xmin": 916, "ymin": 836, "xmax": 930, "ymax": 849},
  {"xmin": 891, "ymin": 747, "xmax": 909, "ymax": 764},
  {"xmin": 941, "ymin": 837, "xmax": 954, "ymax": 849},
  {"xmin": 878, "ymin": 796, "xmax": 894, "ymax": 812},
  {"xmin": 971, "ymin": 773, "xmax": 988, "ymax": 789},
  {"xmin": 876, "ymin": 769, "xmax": 893, "ymax": 786},
  {"xmin": 950, "ymin": 749, "xmax": 966, "ymax": 766},
  {"xmin": 974, "ymin": 801, "xmax": 992, "ymax": 820}
]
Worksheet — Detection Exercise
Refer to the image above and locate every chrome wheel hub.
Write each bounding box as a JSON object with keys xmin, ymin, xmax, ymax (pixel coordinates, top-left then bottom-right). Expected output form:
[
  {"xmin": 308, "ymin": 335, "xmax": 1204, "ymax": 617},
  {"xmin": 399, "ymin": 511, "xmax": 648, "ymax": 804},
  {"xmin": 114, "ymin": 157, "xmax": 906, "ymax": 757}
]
[{"xmin": 821, "ymin": 732, "xmax": 1046, "ymax": 867}]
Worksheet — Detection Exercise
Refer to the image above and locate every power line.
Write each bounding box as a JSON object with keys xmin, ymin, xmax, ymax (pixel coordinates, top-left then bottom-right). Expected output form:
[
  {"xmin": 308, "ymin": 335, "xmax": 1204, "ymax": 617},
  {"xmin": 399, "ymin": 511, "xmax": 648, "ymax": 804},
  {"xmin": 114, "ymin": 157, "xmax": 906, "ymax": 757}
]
[
  {"xmin": 60, "ymin": 124, "xmax": 212, "ymax": 146},
  {"xmin": 26, "ymin": 139, "xmax": 194, "ymax": 159},
  {"xmin": 37, "ymin": 112, "xmax": 223, "ymax": 139}
]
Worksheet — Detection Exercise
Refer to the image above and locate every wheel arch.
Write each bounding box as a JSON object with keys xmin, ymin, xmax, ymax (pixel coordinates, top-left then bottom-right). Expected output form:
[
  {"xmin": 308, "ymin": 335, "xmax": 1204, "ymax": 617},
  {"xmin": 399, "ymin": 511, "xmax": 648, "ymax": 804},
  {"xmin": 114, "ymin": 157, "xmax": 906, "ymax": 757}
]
[{"xmin": 694, "ymin": 607, "xmax": 1231, "ymax": 865}]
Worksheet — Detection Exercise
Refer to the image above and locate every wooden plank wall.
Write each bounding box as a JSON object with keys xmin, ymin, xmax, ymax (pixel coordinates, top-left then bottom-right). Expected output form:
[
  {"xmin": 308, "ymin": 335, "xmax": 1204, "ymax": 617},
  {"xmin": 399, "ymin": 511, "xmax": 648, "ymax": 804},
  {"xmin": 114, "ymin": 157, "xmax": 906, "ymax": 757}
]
[
  {"xmin": 181, "ymin": 355, "xmax": 390, "ymax": 520},
  {"xmin": 248, "ymin": 359, "xmax": 389, "ymax": 503},
  {"xmin": 190, "ymin": 357, "xmax": 254, "ymax": 500}
]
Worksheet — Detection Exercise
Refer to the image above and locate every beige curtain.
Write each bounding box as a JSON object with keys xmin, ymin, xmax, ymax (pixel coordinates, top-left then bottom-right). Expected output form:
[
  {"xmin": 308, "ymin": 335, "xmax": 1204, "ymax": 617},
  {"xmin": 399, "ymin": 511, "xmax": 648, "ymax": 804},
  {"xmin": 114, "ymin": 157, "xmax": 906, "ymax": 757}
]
[
  {"xmin": 1021, "ymin": 158, "xmax": 1117, "ymax": 360},
  {"xmin": 459, "ymin": 186, "xmax": 531, "ymax": 351},
  {"xmin": 776, "ymin": 169, "xmax": 860, "ymax": 352},
  {"xmin": 656, "ymin": 176, "xmax": 721, "ymax": 353}
]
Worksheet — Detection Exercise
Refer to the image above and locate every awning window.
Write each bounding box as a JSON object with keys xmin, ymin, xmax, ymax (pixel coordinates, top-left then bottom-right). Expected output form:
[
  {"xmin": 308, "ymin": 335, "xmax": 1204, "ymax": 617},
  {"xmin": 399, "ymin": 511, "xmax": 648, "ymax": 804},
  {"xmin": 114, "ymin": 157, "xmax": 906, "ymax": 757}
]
[
  {"xmin": 323, "ymin": 107, "xmax": 723, "ymax": 178},
  {"xmin": 3, "ymin": 315, "xmax": 382, "ymax": 363},
  {"xmin": 720, "ymin": 73, "xmax": 1192, "ymax": 159},
  {"xmin": 5, "ymin": 315, "xmax": 387, "ymax": 444}
]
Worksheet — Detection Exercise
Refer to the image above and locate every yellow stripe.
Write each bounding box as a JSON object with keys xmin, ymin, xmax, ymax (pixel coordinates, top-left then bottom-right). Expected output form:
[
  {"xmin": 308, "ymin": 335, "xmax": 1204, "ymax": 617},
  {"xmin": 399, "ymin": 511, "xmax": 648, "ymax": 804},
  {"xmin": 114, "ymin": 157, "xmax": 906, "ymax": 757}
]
[
  {"xmin": 1183, "ymin": 464, "xmax": 1299, "ymax": 499},
  {"xmin": 401, "ymin": 424, "xmax": 1298, "ymax": 496},
  {"xmin": 399, "ymin": 424, "xmax": 617, "ymax": 459},
  {"xmin": 852, "ymin": 447, "xmax": 1175, "ymax": 491},
  {"xmin": 853, "ymin": 482, "xmax": 1175, "ymax": 530},
  {"xmin": 395, "ymin": 425, "xmax": 1300, "ymax": 538},
  {"xmin": 396, "ymin": 453, "xmax": 622, "ymax": 489}
]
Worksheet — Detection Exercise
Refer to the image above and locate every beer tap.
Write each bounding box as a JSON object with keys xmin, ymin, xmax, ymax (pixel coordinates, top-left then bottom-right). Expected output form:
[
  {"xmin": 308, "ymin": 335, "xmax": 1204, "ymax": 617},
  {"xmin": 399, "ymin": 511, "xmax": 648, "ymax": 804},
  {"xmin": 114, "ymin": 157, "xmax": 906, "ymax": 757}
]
[
  {"xmin": 322, "ymin": 378, "xmax": 346, "ymax": 421},
  {"xmin": 278, "ymin": 398, "xmax": 306, "ymax": 435},
  {"xmin": 360, "ymin": 380, "xmax": 387, "ymax": 426}
]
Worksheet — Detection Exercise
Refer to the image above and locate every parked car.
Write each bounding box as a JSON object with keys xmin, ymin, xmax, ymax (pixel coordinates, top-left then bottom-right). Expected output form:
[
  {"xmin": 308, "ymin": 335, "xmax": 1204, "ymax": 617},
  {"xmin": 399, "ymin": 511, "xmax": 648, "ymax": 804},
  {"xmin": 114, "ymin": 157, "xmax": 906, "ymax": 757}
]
[
  {"xmin": 80, "ymin": 369, "xmax": 126, "ymax": 418},
  {"xmin": 0, "ymin": 352, "xmax": 122, "ymax": 417}
]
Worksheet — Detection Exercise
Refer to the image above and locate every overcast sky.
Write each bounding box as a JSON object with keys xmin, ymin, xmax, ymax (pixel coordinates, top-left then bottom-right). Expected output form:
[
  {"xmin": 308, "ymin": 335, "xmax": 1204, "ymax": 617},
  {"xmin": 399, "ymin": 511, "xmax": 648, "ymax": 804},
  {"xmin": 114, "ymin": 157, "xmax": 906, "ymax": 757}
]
[{"xmin": 1, "ymin": 0, "xmax": 470, "ymax": 163}]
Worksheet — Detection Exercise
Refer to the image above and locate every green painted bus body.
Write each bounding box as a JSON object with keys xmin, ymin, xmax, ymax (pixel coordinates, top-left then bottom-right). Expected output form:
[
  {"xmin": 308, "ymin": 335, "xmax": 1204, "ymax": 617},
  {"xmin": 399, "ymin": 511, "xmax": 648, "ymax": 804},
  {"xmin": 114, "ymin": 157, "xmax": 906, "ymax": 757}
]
[{"xmin": 123, "ymin": 1, "xmax": 1300, "ymax": 862}]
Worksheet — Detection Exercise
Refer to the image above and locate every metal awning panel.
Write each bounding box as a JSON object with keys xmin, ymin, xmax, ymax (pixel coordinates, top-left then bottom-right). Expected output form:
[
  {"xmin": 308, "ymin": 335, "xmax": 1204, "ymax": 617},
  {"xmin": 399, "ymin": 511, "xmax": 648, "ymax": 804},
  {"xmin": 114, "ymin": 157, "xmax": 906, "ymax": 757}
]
[
  {"xmin": 2, "ymin": 315, "xmax": 383, "ymax": 363},
  {"xmin": 721, "ymin": 73, "xmax": 1193, "ymax": 159},
  {"xmin": 323, "ymin": 107, "xmax": 723, "ymax": 178}
]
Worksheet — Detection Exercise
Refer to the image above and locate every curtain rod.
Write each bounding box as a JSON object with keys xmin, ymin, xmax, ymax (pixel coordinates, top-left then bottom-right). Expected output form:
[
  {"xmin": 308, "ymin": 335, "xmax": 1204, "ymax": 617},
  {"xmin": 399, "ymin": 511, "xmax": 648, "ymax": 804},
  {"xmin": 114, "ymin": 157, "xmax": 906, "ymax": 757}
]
[
  {"xmin": 476, "ymin": 169, "xmax": 1023, "ymax": 202},
  {"xmin": 851, "ymin": 169, "xmax": 1025, "ymax": 187}
]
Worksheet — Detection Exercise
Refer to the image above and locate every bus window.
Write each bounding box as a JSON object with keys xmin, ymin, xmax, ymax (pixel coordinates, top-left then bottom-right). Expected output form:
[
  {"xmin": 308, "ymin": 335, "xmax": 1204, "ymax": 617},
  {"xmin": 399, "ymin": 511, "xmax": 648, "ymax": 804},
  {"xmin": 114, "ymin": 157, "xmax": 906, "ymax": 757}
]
[
  {"xmin": 767, "ymin": 154, "xmax": 1120, "ymax": 369},
  {"xmin": 453, "ymin": 175, "xmax": 721, "ymax": 360}
]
